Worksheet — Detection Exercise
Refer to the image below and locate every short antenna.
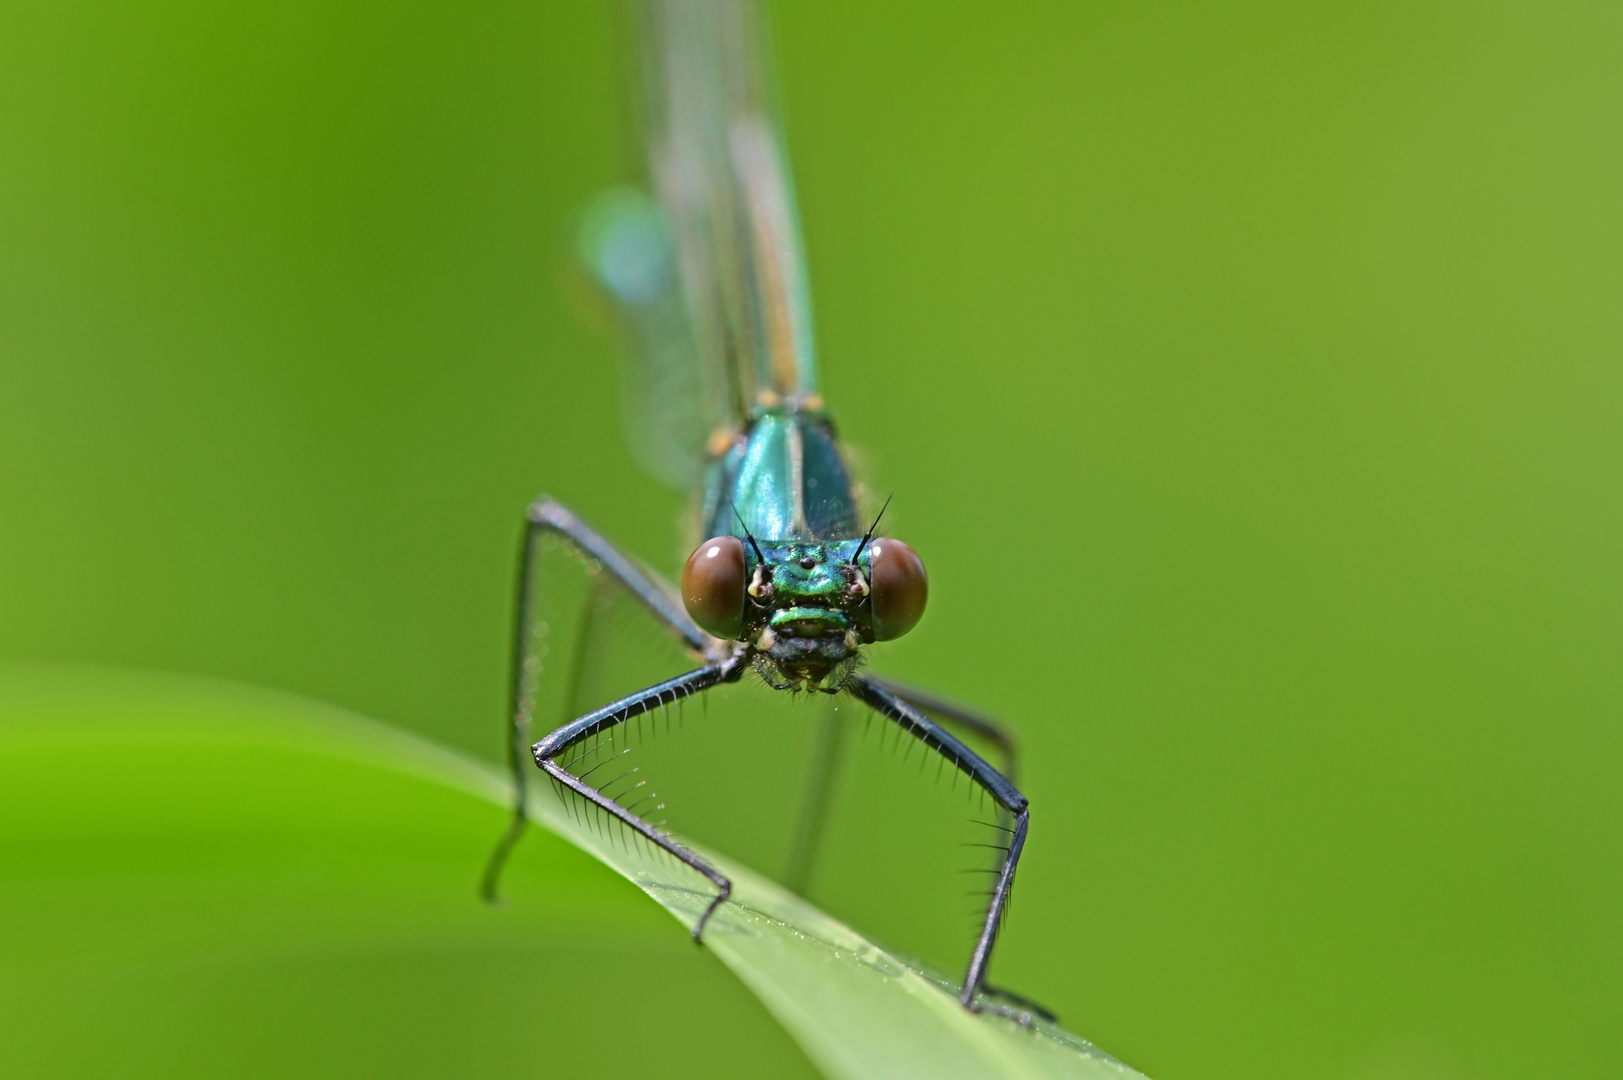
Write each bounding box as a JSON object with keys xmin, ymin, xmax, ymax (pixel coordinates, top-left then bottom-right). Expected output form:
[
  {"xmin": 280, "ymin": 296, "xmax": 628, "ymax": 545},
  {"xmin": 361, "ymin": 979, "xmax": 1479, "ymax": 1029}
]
[
  {"xmin": 850, "ymin": 494, "xmax": 892, "ymax": 563},
  {"xmin": 729, "ymin": 501, "xmax": 767, "ymax": 563}
]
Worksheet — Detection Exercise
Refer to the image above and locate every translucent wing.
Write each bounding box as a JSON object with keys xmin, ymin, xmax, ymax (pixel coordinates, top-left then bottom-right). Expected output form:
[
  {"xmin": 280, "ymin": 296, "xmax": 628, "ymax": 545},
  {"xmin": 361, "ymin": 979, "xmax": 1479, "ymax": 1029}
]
[
  {"xmin": 577, "ymin": 188, "xmax": 710, "ymax": 488},
  {"xmin": 580, "ymin": 0, "xmax": 821, "ymax": 490}
]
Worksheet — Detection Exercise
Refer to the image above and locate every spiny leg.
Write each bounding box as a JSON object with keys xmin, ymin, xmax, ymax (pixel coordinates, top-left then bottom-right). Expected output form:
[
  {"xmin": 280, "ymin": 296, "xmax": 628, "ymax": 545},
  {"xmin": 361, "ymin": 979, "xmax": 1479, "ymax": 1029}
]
[
  {"xmin": 482, "ymin": 568, "xmax": 618, "ymax": 897},
  {"xmin": 535, "ymin": 661, "xmax": 747, "ymax": 937},
  {"xmin": 846, "ymin": 676, "xmax": 1031, "ymax": 1017},
  {"xmin": 783, "ymin": 680, "xmax": 1020, "ymax": 901},
  {"xmin": 864, "ymin": 676, "xmax": 1020, "ymax": 784},
  {"xmin": 481, "ymin": 496, "xmax": 715, "ymax": 903},
  {"xmin": 859, "ymin": 679, "xmax": 1049, "ymax": 1017}
]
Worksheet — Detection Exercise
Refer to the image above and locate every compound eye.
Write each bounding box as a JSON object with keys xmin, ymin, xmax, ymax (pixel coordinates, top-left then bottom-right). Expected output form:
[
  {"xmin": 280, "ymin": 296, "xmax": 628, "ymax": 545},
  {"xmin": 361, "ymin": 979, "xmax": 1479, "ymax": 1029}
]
[
  {"xmin": 682, "ymin": 536, "xmax": 747, "ymax": 639},
  {"xmin": 869, "ymin": 538, "xmax": 927, "ymax": 640}
]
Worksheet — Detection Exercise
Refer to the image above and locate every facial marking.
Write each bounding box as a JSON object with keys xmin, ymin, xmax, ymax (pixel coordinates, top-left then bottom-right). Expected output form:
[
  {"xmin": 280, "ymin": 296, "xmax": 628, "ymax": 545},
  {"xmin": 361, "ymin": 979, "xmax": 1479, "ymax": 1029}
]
[{"xmin": 738, "ymin": 539, "xmax": 876, "ymax": 682}]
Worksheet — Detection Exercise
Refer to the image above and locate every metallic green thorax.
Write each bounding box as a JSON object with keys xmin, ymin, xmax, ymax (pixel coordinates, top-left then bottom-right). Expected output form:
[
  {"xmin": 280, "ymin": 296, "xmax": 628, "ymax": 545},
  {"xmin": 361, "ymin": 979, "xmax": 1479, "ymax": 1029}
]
[
  {"xmin": 700, "ymin": 405, "xmax": 872, "ymax": 689},
  {"xmin": 701, "ymin": 406, "xmax": 859, "ymax": 543}
]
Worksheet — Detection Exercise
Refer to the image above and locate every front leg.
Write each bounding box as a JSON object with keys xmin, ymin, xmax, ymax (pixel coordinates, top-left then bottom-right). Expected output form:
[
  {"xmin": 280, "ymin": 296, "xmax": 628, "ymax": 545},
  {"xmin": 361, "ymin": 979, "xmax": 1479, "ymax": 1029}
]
[
  {"xmin": 863, "ymin": 677, "xmax": 1020, "ymax": 783},
  {"xmin": 481, "ymin": 496, "xmax": 717, "ymax": 903},
  {"xmin": 784, "ymin": 682, "xmax": 1021, "ymax": 898},
  {"xmin": 534, "ymin": 661, "xmax": 747, "ymax": 938},
  {"xmin": 846, "ymin": 676, "xmax": 1031, "ymax": 1015}
]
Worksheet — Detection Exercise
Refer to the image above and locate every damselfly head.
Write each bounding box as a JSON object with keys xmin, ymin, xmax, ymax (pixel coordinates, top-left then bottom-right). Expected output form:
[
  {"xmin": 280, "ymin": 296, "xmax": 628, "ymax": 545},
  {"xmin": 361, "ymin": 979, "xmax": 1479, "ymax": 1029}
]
[{"xmin": 681, "ymin": 533, "xmax": 929, "ymax": 688}]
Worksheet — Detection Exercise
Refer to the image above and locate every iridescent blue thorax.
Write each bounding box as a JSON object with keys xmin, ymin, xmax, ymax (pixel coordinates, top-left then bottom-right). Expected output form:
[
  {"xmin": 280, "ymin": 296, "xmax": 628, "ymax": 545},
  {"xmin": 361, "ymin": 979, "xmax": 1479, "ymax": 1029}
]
[
  {"xmin": 700, "ymin": 407, "xmax": 873, "ymax": 690},
  {"xmin": 700, "ymin": 407, "xmax": 860, "ymax": 544}
]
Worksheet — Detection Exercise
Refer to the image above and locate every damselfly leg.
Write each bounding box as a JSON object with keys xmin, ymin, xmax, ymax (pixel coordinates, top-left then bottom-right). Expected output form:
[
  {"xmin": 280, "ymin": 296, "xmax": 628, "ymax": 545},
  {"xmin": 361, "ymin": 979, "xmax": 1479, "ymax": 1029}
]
[
  {"xmin": 846, "ymin": 678, "xmax": 1032, "ymax": 1015},
  {"xmin": 480, "ymin": 496, "xmax": 719, "ymax": 903},
  {"xmin": 862, "ymin": 687, "xmax": 1053, "ymax": 1020},
  {"xmin": 783, "ymin": 682, "xmax": 1018, "ymax": 895},
  {"xmin": 782, "ymin": 702, "xmax": 848, "ymax": 896},
  {"xmin": 535, "ymin": 662, "xmax": 747, "ymax": 938},
  {"xmin": 865, "ymin": 678, "xmax": 1021, "ymax": 783},
  {"xmin": 781, "ymin": 678, "xmax": 1046, "ymax": 1018}
]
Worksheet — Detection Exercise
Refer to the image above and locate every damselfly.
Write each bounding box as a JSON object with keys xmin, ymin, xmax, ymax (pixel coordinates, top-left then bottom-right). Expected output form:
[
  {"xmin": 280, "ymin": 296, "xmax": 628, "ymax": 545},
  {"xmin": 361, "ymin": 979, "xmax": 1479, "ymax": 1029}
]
[{"xmin": 485, "ymin": 0, "xmax": 1034, "ymax": 1017}]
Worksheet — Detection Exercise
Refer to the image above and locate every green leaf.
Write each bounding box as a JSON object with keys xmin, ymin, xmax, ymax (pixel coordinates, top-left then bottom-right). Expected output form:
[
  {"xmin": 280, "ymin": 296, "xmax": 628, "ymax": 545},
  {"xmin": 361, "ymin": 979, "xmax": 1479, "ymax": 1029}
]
[
  {"xmin": 0, "ymin": 664, "xmax": 1144, "ymax": 1080},
  {"xmin": 531, "ymin": 762, "xmax": 1142, "ymax": 1080}
]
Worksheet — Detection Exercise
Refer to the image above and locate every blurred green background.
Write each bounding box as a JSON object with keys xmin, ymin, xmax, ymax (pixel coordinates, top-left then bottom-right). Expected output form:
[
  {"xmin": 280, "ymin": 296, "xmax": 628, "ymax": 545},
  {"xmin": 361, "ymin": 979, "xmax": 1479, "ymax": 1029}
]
[{"xmin": 1, "ymin": 0, "xmax": 1619, "ymax": 1078}]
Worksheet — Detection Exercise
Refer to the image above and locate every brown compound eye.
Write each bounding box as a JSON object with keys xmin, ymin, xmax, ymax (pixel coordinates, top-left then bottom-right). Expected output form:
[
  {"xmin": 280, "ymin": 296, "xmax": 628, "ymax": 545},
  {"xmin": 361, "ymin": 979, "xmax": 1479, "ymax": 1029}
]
[
  {"xmin": 682, "ymin": 536, "xmax": 747, "ymax": 639},
  {"xmin": 868, "ymin": 538, "xmax": 927, "ymax": 640}
]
